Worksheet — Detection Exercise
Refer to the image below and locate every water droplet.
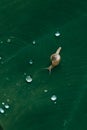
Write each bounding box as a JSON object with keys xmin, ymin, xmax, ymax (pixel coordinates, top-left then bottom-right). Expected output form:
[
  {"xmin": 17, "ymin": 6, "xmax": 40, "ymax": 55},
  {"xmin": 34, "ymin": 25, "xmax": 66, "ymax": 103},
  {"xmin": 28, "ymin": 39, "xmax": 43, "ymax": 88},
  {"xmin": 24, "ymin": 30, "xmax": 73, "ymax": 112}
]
[
  {"xmin": 26, "ymin": 75, "xmax": 32, "ymax": 83},
  {"xmin": 24, "ymin": 73, "xmax": 27, "ymax": 76},
  {"xmin": 4, "ymin": 104, "xmax": 9, "ymax": 109},
  {"xmin": 44, "ymin": 89, "xmax": 48, "ymax": 93},
  {"xmin": 51, "ymin": 95, "xmax": 57, "ymax": 101},
  {"xmin": 0, "ymin": 108, "xmax": 5, "ymax": 113},
  {"xmin": 55, "ymin": 32, "xmax": 60, "ymax": 37},
  {"xmin": 0, "ymin": 57, "xmax": 2, "ymax": 60},
  {"xmin": 29, "ymin": 59, "xmax": 33, "ymax": 65},
  {"xmin": 32, "ymin": 40, "xmax": 36, "ymax": 45},
  {"xmin": 2, "ymin": 102, "xmax": 5, "ymax": 105},
  {"xmin": 7, "ymin": 39, "xmax": 11, "ymax": 43}
]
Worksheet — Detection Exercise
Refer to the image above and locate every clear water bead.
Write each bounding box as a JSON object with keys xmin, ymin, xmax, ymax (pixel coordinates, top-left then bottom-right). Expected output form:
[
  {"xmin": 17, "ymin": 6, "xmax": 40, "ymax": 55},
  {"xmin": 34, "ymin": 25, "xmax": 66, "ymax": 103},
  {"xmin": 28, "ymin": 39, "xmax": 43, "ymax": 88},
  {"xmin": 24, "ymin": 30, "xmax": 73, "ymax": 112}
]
[
  {"xmin": 55, "ymin": 32, "xmax": 60, "ymax": 37},
  {"xmin": 24, "ymin": 73, "xmax": 26, "ymax": 76},
  {"xmin": 4, "ymin": 104, "xmax": 9, "ymax": 109},
  {"xmin": 32, "ymin": 40, "xmax": 36, "ymax": 44},
  {"xmin": 26, "ymin": 75, "xmax": 32, "ymax": 83},
  {"xmin": 7, "ymin": 39, "xmax": 11, "ymax": 43},
  {"xmin": 44, "ymin": 89, "xmax": 48, "ymax": 93},
  {"xmin": 29, "ymin": 59, "xmax": 33, "ymax": 65},
  {"xmin": 51, "ymin": 95, "xmax": 57, "ymax": 101},
  {"xmin": 2, "ymin": 102, "xmax": 5, "ymax": 105},
  {"xmin": 0, "ymin": 108, "xmax": 5, "ymax": 113}
]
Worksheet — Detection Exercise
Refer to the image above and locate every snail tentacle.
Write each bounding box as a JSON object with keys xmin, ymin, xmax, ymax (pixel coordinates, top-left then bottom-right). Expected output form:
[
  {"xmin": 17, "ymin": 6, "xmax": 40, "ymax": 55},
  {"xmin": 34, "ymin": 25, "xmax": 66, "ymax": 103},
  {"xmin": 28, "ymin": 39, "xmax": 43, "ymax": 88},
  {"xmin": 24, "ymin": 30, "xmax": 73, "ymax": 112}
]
[{"xmin": 56, "ymin": 47, "xmax": 62, "ymax": 55}]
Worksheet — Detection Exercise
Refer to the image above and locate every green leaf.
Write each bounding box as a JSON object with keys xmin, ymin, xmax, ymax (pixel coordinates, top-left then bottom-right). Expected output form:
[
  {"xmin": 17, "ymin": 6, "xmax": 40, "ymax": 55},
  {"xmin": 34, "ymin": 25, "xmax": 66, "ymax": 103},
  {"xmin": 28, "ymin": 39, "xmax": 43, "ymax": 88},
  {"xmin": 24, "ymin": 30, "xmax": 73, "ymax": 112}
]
[{"xmin": 0, "ymin": 0, "xmax": 87, "ymax": 130}]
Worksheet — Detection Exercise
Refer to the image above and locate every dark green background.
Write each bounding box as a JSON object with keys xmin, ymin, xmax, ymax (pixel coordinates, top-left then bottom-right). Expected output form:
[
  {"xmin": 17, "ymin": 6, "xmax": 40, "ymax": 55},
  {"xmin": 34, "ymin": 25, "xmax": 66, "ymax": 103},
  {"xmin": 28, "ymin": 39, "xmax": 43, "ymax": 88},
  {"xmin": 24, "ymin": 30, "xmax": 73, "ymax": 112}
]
[{"xmin": 0, "ymin": 0, "xmax": 87, "ymax": 130}]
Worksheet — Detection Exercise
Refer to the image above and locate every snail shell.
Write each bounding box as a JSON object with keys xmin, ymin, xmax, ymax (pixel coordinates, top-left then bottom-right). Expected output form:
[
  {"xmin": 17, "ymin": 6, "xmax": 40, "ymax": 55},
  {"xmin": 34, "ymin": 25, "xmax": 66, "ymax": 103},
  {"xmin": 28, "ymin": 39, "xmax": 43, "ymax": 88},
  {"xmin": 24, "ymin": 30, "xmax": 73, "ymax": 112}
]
[
  {"xmin": 47, "ymin": 47, "xmax": 62, "ymax": 73},
  {"xmin": 51, "ymin": 54, "xmax": 61, "ymax": 67}
]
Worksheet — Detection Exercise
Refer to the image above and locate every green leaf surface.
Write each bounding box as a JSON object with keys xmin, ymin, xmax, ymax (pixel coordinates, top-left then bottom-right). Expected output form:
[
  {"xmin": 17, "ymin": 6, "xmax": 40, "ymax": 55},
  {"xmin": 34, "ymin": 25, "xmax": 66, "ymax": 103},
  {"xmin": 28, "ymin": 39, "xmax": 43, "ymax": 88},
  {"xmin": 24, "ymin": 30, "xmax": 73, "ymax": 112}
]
[{"xmin": 0, "ymin": 0, "xmax": 87, "ymax": 130}]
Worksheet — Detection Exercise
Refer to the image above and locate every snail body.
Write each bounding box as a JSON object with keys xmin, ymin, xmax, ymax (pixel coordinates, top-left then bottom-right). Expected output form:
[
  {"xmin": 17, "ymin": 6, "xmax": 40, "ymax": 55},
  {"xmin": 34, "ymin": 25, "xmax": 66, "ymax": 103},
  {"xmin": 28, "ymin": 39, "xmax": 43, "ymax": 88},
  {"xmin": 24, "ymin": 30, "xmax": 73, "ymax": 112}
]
[{"xmin": 46, "ymin": 47, "xmax": 62, "ymax": 73}]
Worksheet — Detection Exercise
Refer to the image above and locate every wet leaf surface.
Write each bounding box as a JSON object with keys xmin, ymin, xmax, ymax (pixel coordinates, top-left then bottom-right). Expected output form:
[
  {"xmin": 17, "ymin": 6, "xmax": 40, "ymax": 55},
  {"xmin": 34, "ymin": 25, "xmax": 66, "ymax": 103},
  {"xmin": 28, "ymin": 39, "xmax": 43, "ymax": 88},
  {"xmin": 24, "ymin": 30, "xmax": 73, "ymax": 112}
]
[{"xmin": 0, "ymin": 0, "xmax": 87, "ymax": 130}]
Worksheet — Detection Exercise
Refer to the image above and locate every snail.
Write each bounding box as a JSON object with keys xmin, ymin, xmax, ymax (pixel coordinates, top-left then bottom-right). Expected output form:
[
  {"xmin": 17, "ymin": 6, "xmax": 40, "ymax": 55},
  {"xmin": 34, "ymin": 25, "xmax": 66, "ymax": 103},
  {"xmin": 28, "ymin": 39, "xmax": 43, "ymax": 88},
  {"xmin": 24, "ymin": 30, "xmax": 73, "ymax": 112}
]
[{"xmin": 44, "ymin": 47, "xmax": 62, "ymax": 73}]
